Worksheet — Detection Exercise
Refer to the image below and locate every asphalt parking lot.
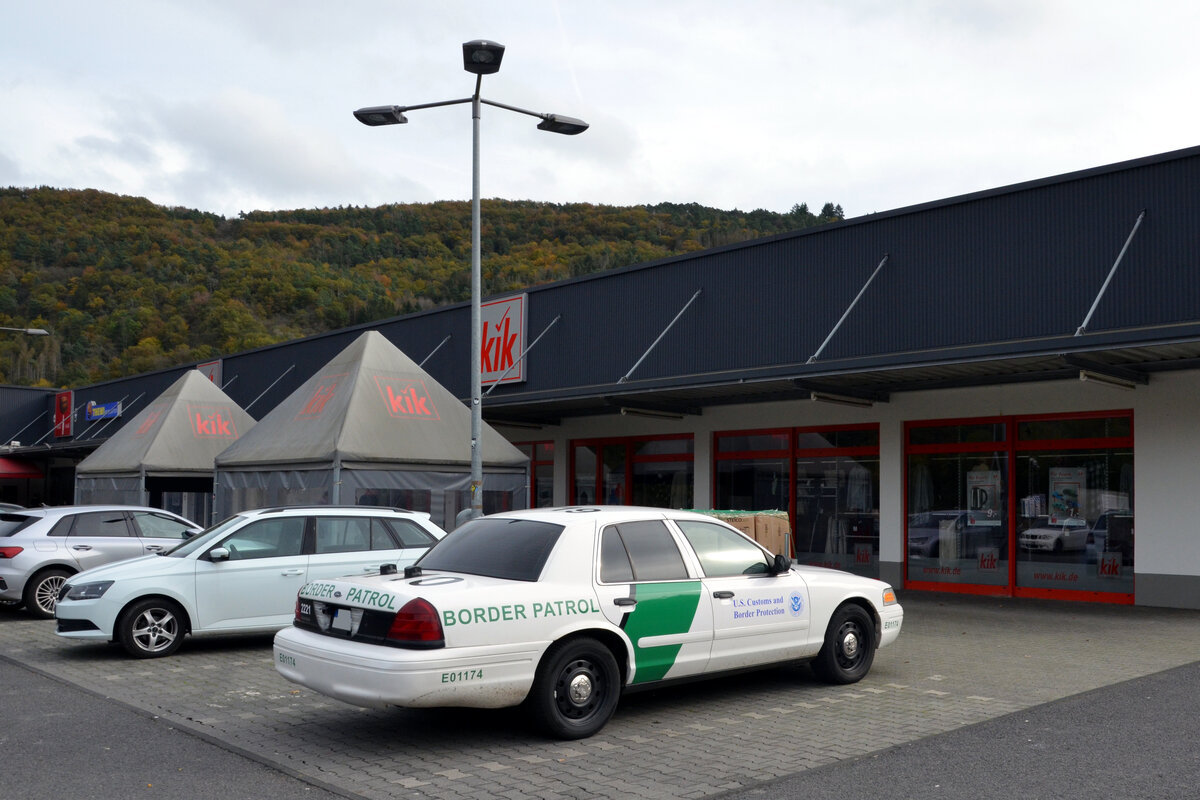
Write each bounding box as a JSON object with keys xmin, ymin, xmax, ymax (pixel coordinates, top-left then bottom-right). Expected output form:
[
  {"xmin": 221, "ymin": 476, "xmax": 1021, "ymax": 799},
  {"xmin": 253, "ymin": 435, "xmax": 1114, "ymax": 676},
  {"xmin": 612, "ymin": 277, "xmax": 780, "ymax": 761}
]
[{"xmin": 3, "ymin": 593, "xmax": 1199, "ymax": 800}]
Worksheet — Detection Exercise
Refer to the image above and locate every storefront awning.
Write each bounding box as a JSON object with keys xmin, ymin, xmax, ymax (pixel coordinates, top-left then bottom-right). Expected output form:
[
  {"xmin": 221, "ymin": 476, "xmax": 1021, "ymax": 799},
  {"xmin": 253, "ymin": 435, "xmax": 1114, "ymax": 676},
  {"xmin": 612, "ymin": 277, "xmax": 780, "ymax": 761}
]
[{"xmin": 0, "ymin": 457, "xmax": 43, "ymax": 479}]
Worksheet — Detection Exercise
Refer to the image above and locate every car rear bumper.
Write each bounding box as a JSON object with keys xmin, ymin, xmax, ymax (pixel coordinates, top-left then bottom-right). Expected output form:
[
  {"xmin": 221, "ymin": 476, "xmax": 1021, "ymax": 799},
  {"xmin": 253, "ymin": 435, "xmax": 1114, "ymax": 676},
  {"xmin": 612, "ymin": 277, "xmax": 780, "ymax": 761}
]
[{"xmin": 273, "ymin": 625, "xmax": 542, "ymax": 710}]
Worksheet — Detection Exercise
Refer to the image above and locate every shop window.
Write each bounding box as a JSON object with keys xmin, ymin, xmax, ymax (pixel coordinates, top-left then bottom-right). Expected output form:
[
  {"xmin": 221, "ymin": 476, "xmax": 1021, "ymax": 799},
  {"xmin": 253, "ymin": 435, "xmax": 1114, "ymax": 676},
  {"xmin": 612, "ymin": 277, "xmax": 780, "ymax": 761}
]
[
  {"xmin": 905, "ymin": 412, "xmax": 1133, "ymax": 601},
  {"xmin": 906, "ymin": 451, "xmax": 1009, "ymax": 587},
  {"xmin": 714, "ymin": 425, "xmax": 880, "ymax": 578},
  {"xmin": 571, "ymin": 436, "xmax": 693, "ymax": 509},
  {"xmin": 517, "ymin": 441, "xmax": 555, "ymax": 508}
]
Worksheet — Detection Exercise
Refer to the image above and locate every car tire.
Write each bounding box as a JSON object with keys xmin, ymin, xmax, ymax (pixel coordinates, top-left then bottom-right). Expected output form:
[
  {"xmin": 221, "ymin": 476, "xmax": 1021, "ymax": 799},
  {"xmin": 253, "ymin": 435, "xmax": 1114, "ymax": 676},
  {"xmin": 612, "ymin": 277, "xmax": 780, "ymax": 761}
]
[
  {"xmin": 529, "ymin": 637, "xmax": 620, "ymax": 740},
  {"xmin": 118, "ymin": 598, "xmax": 186, "ymax": 658},
  {"xmin": 23, "ymin": 568, "xmax": 71, "ymax": 619},
  {"xmin": 811, "ymin": 604, "xmax": 876, "ymax": 684}
]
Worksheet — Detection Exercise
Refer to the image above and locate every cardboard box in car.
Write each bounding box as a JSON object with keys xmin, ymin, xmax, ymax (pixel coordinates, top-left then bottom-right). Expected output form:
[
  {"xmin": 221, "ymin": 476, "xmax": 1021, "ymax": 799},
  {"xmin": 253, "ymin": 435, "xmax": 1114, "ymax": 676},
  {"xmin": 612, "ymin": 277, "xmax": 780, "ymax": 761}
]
[{"xmin": 694, "ymin": 510, "xmax": 793, "ymax": 557}]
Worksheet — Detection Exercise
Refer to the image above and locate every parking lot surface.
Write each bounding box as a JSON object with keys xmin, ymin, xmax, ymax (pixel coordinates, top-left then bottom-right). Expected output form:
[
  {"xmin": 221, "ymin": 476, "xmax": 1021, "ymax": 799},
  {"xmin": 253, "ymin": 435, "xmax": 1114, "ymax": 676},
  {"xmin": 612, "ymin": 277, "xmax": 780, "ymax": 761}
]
[{"xmin": 3, "ymin": 593, "xmax": 1198, "ymax": 800}]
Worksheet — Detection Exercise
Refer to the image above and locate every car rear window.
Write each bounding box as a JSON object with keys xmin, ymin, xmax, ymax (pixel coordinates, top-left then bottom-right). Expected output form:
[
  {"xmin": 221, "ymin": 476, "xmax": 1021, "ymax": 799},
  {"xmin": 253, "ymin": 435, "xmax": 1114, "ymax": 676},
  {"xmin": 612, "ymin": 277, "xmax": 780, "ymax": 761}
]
[
  {"xmin": 416, "ymin": 518, "xmax": 563, "ymax": 581},
  {"xmin": 0, "ymin": 513, "xmax": 38, "ymax": 537}
]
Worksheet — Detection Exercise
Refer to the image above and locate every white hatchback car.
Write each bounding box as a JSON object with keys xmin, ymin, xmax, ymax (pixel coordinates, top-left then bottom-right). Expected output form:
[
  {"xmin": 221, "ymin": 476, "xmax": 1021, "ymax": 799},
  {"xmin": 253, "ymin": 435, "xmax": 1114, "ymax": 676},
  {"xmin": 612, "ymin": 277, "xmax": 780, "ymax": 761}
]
[
  {"xmin": 55, "ymin": 506, "xmax": 444, "ymax": 658},
  {"xmin": 273, "ymin": 506, "xmax": 903, "ymax": 739}
]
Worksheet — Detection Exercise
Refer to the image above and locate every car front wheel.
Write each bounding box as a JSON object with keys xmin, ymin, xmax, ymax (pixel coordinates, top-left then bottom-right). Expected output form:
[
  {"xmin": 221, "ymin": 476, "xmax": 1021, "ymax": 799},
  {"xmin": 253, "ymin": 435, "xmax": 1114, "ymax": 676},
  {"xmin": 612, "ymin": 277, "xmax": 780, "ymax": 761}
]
[
  {"xmin": 812, "ymin": 604, "xmax": 876, "ymax": 684},
  {"xmin": 24, "ymin": 568, "xmax": 71, "ymax": 619},
  {"xmin": 118, "ymin": 598, "xmax": 186, "ymax": 658},
  {"xmin": 529, "ymin": 637, "xmax": 620, "ymax": 740}
]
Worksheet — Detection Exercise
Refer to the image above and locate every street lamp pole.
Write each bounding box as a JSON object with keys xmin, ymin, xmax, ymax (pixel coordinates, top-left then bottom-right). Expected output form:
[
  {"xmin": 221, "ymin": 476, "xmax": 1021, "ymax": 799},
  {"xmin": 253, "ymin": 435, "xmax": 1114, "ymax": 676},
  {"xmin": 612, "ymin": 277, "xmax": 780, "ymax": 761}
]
[{"xmin": 355, "ymin": 40, "xmax": 587, "ymax": 522}]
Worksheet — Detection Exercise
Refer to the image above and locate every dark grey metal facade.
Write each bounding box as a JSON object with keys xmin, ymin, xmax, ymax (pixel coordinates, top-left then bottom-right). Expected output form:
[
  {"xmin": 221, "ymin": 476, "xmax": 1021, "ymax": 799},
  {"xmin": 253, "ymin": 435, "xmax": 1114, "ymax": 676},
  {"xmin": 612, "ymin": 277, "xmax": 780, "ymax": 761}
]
[{"xmin": 1, "ymin": 144, "xmax": 1197, "ymax": 461}]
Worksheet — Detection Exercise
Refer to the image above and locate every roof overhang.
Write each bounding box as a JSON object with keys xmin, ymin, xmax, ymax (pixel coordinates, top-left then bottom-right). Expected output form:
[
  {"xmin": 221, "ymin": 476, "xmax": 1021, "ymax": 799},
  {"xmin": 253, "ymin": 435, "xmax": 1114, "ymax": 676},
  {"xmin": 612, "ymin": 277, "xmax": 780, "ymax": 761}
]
[{"xmin": 481, "ymin": 326, "xmax": 1200, "ymax": 428}]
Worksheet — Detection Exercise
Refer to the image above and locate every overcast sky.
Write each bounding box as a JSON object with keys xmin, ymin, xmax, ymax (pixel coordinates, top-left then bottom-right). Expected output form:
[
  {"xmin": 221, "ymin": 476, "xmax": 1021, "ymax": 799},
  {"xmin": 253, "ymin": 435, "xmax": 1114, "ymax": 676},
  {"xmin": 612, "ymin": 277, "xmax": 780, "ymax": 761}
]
[{"xmin": 3, "ymin": 1, "xmax": 1197, "ymax": 221}]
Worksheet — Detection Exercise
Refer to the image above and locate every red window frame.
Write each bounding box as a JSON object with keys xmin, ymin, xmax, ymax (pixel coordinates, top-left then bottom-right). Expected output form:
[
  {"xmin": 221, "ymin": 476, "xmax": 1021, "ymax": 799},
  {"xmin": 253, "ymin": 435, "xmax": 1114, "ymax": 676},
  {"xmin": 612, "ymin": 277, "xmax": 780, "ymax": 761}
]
[{"xmin": 904, "ymin": 410, "xmax": 1134, "ymax": 604}]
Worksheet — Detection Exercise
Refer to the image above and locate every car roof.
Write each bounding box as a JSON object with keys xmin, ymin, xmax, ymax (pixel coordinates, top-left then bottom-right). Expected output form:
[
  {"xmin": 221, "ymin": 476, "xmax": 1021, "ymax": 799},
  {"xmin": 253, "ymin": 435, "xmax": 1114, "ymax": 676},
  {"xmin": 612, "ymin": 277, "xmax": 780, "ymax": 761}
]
[
  {"xmin": 237, "ymin": 505, "xmax": 434, "ymax": 520},
  {"xmin": 480, "ymin": 506, "xmax": 739, "ymax": 526}
]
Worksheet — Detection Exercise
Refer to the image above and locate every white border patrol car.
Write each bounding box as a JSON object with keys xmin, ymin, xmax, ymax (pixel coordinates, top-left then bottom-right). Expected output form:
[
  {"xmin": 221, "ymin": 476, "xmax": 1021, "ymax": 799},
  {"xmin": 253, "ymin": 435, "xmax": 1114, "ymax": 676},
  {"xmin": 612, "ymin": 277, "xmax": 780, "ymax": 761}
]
[{"xmin": 273, "ymin": 506, "xmax": 903, "ymax": 739}]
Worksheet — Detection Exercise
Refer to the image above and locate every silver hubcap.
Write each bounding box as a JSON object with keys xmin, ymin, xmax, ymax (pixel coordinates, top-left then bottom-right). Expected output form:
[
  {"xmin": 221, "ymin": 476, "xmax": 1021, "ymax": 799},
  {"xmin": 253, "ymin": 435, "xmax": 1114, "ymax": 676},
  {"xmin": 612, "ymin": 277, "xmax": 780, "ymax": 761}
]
[
  {"xmin": 841, "ymin": 630, "xmax": 860, "ymax": 659},
  {"xmin": 568, "ymin": 673, "xmax": 594, "ymax": 706}
]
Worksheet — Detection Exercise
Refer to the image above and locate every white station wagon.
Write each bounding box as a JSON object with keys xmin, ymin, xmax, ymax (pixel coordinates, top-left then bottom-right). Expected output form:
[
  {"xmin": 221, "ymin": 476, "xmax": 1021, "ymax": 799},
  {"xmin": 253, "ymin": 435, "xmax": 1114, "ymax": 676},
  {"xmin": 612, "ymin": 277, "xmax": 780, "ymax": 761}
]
[
  {"xmin": 55, "ymin": 506, "xmax": 444, "ymax": 658},
  {"xmin": 274, "ymin": 506, "xmax": 903, "ymax": 739}
]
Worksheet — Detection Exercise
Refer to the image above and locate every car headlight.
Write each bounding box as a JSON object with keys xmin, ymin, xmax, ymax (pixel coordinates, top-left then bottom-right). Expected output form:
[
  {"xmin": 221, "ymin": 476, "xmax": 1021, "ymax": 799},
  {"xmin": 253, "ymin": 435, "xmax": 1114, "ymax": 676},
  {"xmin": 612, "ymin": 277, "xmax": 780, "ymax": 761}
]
[
  {"xmin": 882, "ymin": 586, "xmax": 898, "ymax": 606},
  {"xmin": 64, "ymin": 580, "xmax": 114, "ymax": 601}
]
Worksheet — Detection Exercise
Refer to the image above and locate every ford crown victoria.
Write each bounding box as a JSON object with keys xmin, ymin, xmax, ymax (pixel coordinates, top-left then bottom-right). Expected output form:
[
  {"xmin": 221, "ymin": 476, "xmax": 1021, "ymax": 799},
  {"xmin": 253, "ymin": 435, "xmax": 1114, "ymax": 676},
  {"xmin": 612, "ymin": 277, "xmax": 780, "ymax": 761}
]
[
  {"xmin": 273, "ymin": 506, "xmax": 903, "ymax": 739},
  {"xmin": 55, "ymin": 506, "xmax": 444, "ymax": 658}
]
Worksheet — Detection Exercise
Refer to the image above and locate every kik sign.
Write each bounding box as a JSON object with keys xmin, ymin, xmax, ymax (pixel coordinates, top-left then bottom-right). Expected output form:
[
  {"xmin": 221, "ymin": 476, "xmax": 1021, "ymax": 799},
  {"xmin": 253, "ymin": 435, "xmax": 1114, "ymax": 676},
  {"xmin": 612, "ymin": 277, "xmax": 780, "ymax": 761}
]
[
  {"xmin": 296, "ymin": 373, "xmax": 347, "ymax": 420},
  {"xmin": 188, "ymin": 403, "xmax": 240, "ymax": 439},
  {"xmin": 374, "ymin": 375, "xmax": 440, "ymax": 421},
  {"xmin": 481, "ymin": 294, "xmax": 527, "ymax": 385}
]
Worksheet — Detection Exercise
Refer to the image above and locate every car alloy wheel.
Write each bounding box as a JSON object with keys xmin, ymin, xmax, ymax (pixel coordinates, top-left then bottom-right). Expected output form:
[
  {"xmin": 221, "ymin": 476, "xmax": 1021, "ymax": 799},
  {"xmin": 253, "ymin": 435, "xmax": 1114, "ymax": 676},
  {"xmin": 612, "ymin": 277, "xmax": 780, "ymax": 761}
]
[
  {"xmin": 119, "ymin": 598, "xmax": 185, "ymax": 658},
  {"xmin": 24, "ymin": 568, "xmax": 70, "ymax": 619}
]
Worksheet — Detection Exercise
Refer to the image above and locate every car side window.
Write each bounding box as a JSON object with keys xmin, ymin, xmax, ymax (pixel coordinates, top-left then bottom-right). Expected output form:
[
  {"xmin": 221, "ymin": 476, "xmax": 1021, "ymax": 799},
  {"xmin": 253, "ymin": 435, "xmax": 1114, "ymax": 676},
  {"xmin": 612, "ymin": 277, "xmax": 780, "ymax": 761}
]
[
  {"xmin": 314, "ymin": 517, "xmax": 375, "ymax": 554},
  {"xmin": 600, "ymin": 520, "xmax": 688, "ymax": 583},
  {"xmin": 130, "ymin": 511, "xmax": 195, "ymax": 540},
  {"xmin": 66, "ymin": 512, "xmax": 133, "ymax": 538},
  {"xmin": 220, "ymin": 518, "xmax": 306, "ymax": 560},
  {"xmin": 676, "ymin": 520, "xmax": 771, "ymax": 577},
  {"xmin": 385, "ymin": 518, "xmax": 437, "ymax": 548}
]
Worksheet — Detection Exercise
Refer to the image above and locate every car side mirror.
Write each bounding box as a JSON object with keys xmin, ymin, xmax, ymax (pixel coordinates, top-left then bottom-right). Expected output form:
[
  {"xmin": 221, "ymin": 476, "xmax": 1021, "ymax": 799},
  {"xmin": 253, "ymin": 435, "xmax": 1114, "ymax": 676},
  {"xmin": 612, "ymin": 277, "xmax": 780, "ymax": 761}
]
[
  {"xmin": 770, "ymin": 553, "xmax": 792, "ymax": 575},
  {"xmin": 209, "ymin": 546, "xmax": 231, "ymax": 562}
]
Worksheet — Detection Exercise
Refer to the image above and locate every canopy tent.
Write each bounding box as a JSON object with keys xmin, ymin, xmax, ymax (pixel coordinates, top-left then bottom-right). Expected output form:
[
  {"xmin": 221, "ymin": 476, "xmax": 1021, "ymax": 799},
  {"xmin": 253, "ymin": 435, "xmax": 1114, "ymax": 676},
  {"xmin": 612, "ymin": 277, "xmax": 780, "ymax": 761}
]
[
  {"xmin": 74, "ymin": 370, "xmax": 255, "ymax": 522},
  {"xmin": 213, "ymin": 331, "xmax": 529, "ymax": 530}
]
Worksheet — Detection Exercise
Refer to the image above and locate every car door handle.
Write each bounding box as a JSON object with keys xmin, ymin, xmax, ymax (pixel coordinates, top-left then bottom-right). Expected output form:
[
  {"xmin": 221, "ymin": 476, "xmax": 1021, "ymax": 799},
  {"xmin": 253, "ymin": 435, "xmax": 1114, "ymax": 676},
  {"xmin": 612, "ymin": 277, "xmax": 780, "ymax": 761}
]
[
  {"xmin": 614, "ymin": 597, "xmax": 636, "ymax": 607},
  {"xmin": 713, "ymin": 590, "xmax": 735, "ymax": 599},
  {"xmin": 145, "ymin": 545, "xmax": 165, "ymax": 552},
  {"xmin": 71, "ymin": 545, "xmax": 93, "ymax": 551},
  {"xmin": 281, "ymin": 569, "xmax": 305, "ymax": 576}
]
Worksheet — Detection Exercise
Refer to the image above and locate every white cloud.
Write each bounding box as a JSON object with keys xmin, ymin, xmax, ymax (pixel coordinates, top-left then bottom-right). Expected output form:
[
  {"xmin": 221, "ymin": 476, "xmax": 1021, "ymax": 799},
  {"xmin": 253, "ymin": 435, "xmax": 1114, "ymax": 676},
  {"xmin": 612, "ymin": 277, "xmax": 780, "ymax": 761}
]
[{"xmin": 2, "ymin": 1, "xmax": 1198, "ymax": 218}]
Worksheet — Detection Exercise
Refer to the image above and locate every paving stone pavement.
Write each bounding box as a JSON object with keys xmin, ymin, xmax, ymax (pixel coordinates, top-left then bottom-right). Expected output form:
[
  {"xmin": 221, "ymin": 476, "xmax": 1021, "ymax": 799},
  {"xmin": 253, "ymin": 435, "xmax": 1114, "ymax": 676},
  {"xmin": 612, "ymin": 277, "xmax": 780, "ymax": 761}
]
[{"xmin": 2, "ymin": 593, "xmax": 1198, "ymax": 800}]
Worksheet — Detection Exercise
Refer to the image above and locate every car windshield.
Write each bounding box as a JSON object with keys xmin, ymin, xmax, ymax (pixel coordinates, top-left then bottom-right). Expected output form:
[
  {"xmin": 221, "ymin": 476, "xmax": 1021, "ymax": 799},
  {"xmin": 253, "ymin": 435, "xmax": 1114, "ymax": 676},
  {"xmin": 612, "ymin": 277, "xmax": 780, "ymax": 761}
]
[
  {"xmin": 416, "ymin": 517, "xmax": 564, "ymax": 581},
  {"xmin": 164, "ymin": 515, "xmax": 250, "ymax": 557}
]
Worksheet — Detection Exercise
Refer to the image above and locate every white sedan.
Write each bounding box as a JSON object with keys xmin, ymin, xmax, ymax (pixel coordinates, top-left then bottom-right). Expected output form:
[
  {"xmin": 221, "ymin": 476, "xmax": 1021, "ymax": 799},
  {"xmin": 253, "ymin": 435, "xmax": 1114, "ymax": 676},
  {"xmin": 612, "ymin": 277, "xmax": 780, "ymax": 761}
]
[
  {"xmin": 273, "ymin": 506, "xmax": 903, "ymax": 739},
  {"xmin": 55, "ymin": 506, "xmax": 444, "ymax": 658}
]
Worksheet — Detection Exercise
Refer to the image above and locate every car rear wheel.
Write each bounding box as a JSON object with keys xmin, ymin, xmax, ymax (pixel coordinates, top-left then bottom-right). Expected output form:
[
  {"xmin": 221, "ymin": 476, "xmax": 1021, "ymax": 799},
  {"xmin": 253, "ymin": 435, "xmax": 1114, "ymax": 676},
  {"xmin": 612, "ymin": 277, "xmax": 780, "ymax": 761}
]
[
  {"xmin": 811, "ymin": 604, "xmax": 876, "ymax": 684},
  {"xmin": 118, "ymin": 598, "xmax": 185, "ymax": 658},
  {"xmin": 23, "ymin": 568, "xmax": 71, "ymax": 619},
  {"xmin": 529, "ymin": 637, "xmax": 620, "ymax": 740}
]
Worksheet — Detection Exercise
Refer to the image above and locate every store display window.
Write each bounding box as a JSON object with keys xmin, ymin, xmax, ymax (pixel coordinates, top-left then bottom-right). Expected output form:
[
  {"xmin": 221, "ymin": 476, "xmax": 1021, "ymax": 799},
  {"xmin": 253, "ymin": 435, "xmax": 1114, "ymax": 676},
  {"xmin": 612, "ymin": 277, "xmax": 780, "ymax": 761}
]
[
  {"xmin": 516, "ymin": 441, "xmax": 555, "ymax": 507},
  {"xmin": 905, "ymin": 411, "xmax": 1133, "ymax": 602},
  {"xmin": 571, "ymin": 435, "xmax": 693, "ymax": 509},
  {"xmin": 714, "ymin": 425, "xmax": 881, "ymax": 578}
]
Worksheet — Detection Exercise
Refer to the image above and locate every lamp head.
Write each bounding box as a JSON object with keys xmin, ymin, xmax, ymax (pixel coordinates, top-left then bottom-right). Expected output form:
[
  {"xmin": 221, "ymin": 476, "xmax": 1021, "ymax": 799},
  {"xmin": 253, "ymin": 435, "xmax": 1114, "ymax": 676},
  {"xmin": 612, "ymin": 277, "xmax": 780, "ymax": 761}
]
[
  {"xmin": 537, "ymin": 114, "xmax": 589, "ymax": 135},
  {"xmin": 463, "ymin": 40, "xmax": 504, "ymax": 75},
  {"xmin": 353, "ymin": 106, "xmax": 408, "ymax": 126}
]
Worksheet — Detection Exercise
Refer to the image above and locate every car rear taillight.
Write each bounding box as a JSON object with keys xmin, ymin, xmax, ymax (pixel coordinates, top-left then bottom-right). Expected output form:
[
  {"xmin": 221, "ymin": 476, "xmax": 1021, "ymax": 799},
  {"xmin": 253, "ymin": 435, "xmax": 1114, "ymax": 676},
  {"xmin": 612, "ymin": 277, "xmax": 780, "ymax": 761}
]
[
  {"xmin": 386, "ymin": 598, "xmax": 444, "ymax": 645},
  {"xmin": 0, "ymin": 546, "xmax": 22, "ymax": 559}
]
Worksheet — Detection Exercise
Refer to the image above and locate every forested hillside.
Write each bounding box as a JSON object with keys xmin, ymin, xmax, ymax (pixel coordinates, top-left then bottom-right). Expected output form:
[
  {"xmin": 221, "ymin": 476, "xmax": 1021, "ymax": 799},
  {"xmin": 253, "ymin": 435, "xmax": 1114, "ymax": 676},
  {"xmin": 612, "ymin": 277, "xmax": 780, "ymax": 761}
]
[{"xmin": 0, "ymin": 187, "xmax": 844, "ymax": 387}]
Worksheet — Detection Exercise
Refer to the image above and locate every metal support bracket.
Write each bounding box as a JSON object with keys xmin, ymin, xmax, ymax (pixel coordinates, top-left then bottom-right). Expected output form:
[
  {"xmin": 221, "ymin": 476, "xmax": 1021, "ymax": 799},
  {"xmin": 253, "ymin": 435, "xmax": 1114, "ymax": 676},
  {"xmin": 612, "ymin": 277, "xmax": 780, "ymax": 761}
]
[
  {"xmin": 618, "ymin": 289, "xmax": 702, "ymax": 383},
  {"xmin": 484, "ymin": 316, "xmax": 561, "ymax": 396},
  {"xmin": 1075, "ymin": 210, "xmax": 1146, "ymax": 336},
  {"xmin": 808, "ymin": 254, "xmax": 890, "ymax": 364}
]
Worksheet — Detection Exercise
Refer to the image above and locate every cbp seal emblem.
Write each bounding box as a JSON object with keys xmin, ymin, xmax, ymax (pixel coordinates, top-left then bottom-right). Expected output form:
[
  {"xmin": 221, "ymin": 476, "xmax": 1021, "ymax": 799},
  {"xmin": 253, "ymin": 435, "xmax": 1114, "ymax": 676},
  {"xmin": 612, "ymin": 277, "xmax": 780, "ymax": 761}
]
[{"xmin": 788, "ymin": 591, "xmax": 804, "ymax": 616}]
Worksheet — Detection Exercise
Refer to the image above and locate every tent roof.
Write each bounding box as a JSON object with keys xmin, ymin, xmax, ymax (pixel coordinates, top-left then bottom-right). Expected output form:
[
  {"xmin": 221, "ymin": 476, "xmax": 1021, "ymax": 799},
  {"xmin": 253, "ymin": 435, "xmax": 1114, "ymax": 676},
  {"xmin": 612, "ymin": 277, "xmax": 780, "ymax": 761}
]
[
  {"xmin": 215, "ymin": 331, "xmax": 528, "ymax": 469},
  {"xmin": 76, "ymin": 370, "xmax": 255, "ymax": 475}
]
